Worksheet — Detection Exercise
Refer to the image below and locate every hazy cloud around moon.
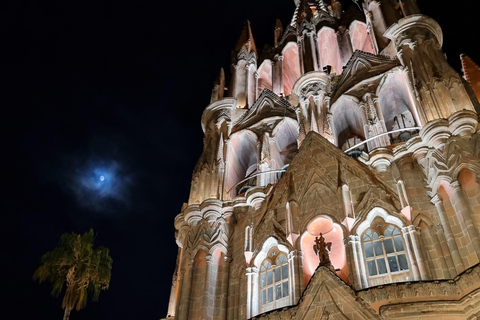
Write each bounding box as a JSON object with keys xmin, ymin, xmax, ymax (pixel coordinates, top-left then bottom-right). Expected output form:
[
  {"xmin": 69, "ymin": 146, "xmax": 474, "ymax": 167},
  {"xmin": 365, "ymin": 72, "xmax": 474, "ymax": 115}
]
[{"xmin": 69, "ymin": 157, "xmax": 134, "ymax": 213}]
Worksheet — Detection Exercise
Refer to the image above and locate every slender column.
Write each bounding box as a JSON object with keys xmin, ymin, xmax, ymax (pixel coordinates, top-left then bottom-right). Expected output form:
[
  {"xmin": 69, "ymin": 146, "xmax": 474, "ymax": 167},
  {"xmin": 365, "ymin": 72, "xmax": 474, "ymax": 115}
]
[
  {"xmin": 167, "ymin": 247, "xmax": 183, "ymax": 317},
  {"xmin": 406, "ymin": 226, "xmax": 430, "ymax": 280},
  {"xmin": 254, "ymin": 71, "xmax": 259, "ymax": 102},
  {"xmin": 297, "ymin": 40, "xmax": 305, "ymax": 75},
  {"xmin": 223, "ymin": 139, "xmax": 231, "ymax": 200},
  {"xmin": 256, "ymin": 139, "xmax": 262, "ymax": 186},
  {"xmin": 203, "ymin": 255, "xmax": 214, "ymax": 320},
  {"xmin": 432, "ymin": 195, "xmax": 465, "ymax": 273},
  {"xmin": 273, "ymin": 55, "xmax": 284, "ymax": 95},
  {"xmin": 178, "ymin": 259, "xmax": 195, "ymax": 320},
  {"xmin": 288, "ymin": 250, "xmax": 304, "ymax": 304},
  {"xmin": 451, "ymin": 181, "xmax": 480, "ymax": 256},
  {"xmin": 309, "ymin": 32, "xmax": 319, "ymax": 71},
  {"xmin": 401, "ymin": 227, "xmax": 420, "ymax": 280},
  {"xmin": 246, "ymin": 64, "xmax": 256, "ymax": 108},
  {"xmin": 354, "ymin": 236, "xmax": 368, "ymax": 287},
  {"xmin": 268, "ymin": 136, "xmax": 277, "ymax": 185},
  {"xmin": 174, "ymin": 266, "xmax": 185, "ymax": 318},
  {"xmin": 245, "ymin": 267, "xmax": 258, "ymax": 318},
  {"xmin": 432, "ymin": 224, "xmax": 456, "ymax": 278},
  {"xmin": 345, "ymin": 236, "xmax": 361, "ymax": 289},
  {"xmin": 220, "ymin": 256, "xmax": 231, "ymax": 320}
]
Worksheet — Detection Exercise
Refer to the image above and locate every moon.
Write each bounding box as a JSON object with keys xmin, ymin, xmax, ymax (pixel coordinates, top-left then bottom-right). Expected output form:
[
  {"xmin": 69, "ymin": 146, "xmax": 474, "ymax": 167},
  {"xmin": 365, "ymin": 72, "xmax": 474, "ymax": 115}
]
[{"xmin": 99, "ymin": 175, "xmax": 105, "ymax": 182}]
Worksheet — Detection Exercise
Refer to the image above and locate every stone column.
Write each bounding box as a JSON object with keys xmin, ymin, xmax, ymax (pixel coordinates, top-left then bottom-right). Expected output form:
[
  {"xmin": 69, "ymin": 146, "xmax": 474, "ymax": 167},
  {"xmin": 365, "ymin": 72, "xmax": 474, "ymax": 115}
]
[
  {"xmin": 254, "ymin": 71, "xmax": 259, "ymax": 102},
  {"xmin": 354, "ymin": 236, "xmax": 368, "ymax": 287},
  {"xmin": 220, "ymin": 256, "xmax": 231, "ymax": 320},
  {"xmin": 245, "ymin": 266, "xmax": 258, "ymax": 318},
  {"xmin": 288, "ymin": 250, "xmax": 304, "ymax": 304},
  {"xmin": 297, "ymin": 40, "xmax": 305, "ymax": 75},
  {"xmin": 309, "ymin": 32, "xmax": 319, "ymax": 71},
  {"xmin": 431, "ymin": 224, "xmax": 456, "ymax": 278},
  {"xmin": 274, "ymin": 55, "xmax": 284, "ymax": 95},
  {"xmin": 246, "ymin": 64, "xmax": 256, "ymax": 108},
  {"xmin": 268, "ymin": 135, "xmax": 277, "ymax": 184},
  {"xmin": 178, "ymin": 259, "xmax": 194, "ymax": 320},
  {"xmin": 432, "ymin": 195, "xmax": 464, "ymax": 273},
  {"xmin": 451, "ymin": 181, "xmax": 480, "ymax": 256},
  {"xmin": 167, "ymin": 247, "xmax": 182, "ymax": 317},
  {"xmin": 256, "ymin": 139, "xmax": 262, "ymax": 186},
  {"xmin": 223, "ymin": 139, "xmax": 231, "ymax": 200},
  {"xmin": 405, "ymin": 225, "xmax": 430, "ymax": 280},
  {"xmin": 203, "ymin": 254, "xmax": 214, "ymax": 320},
  {"xmin": 401, "ymin": 227, "xmax": 420, "ymax": 280},
  {"xmin": 345, "ymin": 236, "xmax": 362, "ymax": 289}
]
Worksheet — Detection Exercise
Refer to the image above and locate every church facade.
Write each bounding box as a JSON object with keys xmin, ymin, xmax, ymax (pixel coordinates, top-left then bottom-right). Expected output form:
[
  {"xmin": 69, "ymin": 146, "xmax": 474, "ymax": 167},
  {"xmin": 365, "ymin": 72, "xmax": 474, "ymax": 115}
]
[{"xmin": 164, "ymin": 1, "xmax": 480, "ymax": 319}]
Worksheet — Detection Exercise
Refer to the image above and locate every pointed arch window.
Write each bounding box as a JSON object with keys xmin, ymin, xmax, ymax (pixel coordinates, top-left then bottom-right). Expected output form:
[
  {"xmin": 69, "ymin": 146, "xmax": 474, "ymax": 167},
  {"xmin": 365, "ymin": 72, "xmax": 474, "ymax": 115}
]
[
  {"xmin": 363, "ymin": 224, "xmax": 408, "ymax": 277},
  {"xmin": 259, "ymin": 249, "xmax": 289, "ymax": 311}
]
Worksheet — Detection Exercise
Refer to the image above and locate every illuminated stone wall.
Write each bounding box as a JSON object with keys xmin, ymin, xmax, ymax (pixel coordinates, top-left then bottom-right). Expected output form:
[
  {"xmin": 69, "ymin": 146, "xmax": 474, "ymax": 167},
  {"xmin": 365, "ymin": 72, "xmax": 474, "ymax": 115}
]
[{"xmin": 163, "ymin": 1, "xmax": 480, "ymax": 319}]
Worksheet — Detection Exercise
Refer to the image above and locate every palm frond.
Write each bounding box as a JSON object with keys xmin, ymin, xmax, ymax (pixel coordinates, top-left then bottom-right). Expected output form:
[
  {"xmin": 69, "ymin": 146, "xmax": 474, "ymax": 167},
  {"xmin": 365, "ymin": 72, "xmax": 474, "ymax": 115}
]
[{"xmin": 34, "ymin": 229, "xmax": 113, "ymax": 314}]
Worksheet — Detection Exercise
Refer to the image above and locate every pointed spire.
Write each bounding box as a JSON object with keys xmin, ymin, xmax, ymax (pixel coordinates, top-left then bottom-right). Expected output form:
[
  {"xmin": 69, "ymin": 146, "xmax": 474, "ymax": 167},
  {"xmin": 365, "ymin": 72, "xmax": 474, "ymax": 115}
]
[
  {"xmin": 234, "ymin": 20, "xmax": 257, "ymax": 57},
  {"xmin": 292, "ymin": 0, "xmax": 331, "ymax": 25},
  {"xmin": 296, "ymin": 0, "xmax": 314, "ymax": 23},
  {"xmin": 460, "ymin": 54, "xmax": 480, "ymax": 103},
  {"xmin": 274, "ymin": 19, "xmax": 284, "ymax": 47}
]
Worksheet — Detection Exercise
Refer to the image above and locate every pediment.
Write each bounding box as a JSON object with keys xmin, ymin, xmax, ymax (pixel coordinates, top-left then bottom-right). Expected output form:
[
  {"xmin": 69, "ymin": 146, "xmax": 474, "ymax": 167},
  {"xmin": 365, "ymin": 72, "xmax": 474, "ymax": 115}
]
[
  {"xmin": 232, "ymin": 89, "xmax": 296, "ymax": 133},
  {"xmin": 267, "ymin": 132, "xmax": 401, "ymax": 219},
  {"xmin": 354, "ymin": 187, "xmax": 402, "ymax": 222},
  {"xmin": 294, "ymin": 266, "xmax": 380, "ymax": 320},
  {"xmin": 330, "ymin": 51, "xmax": 400, "ymax": 103}
]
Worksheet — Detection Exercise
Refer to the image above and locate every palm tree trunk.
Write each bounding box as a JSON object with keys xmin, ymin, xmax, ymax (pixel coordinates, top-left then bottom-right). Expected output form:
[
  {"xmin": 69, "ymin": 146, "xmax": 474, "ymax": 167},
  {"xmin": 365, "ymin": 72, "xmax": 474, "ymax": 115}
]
[{"xmin": 63, "ymin": 306, "xmax": 72, "ymax": 320}]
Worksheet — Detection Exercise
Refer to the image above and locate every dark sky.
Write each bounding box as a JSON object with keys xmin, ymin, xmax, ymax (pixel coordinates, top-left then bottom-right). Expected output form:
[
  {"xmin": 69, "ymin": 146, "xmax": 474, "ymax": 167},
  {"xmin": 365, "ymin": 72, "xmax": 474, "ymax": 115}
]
[{"xmin": 2, "ymin": 1, "xmax": 479, "ymax": 319}]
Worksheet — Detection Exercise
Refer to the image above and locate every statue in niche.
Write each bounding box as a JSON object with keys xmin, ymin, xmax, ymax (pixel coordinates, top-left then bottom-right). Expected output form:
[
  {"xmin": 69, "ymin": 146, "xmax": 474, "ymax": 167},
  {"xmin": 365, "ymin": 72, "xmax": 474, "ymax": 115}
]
[{"xmin": 313, "ymin": 233, "xmax": 333, "ymax": 269}]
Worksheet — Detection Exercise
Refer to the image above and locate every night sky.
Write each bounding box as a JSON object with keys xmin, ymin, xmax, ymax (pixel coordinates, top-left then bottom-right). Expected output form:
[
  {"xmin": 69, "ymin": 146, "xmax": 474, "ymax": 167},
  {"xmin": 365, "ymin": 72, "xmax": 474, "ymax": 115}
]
[{"xmin": 2, "ymin": 1, "xmax": 479, "ymax": 319}]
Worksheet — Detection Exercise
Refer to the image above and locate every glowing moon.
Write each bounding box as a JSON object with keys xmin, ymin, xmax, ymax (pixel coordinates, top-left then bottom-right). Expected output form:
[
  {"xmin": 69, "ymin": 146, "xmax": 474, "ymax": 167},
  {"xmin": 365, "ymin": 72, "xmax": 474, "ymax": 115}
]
[{"xmin": 99, "ymin": 175, "xmax": 105, "ymax": 182}]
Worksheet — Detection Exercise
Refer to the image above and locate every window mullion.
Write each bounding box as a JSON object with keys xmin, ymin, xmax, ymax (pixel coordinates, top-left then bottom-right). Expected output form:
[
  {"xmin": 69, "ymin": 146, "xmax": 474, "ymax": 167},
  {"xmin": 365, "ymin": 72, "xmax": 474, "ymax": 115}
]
[{"xmin": 380, "ymin": 236, "xmax": 394, "ymax": 281}]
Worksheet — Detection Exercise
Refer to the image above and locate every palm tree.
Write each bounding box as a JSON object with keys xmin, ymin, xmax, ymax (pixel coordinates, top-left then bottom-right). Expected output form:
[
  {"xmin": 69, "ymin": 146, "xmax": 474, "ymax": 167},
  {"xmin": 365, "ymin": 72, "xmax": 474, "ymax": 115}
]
[{"xmin": 33, "ymin": 229, "xmax": 113, "ymax": 320}]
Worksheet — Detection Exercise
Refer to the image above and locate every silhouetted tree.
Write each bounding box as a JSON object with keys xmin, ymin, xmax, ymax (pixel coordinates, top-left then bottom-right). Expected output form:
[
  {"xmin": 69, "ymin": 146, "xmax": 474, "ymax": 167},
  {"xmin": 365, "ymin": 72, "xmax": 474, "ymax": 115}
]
[{"xmin": 33, "ymin": 229, "xmax": 112, "ymax": 320}]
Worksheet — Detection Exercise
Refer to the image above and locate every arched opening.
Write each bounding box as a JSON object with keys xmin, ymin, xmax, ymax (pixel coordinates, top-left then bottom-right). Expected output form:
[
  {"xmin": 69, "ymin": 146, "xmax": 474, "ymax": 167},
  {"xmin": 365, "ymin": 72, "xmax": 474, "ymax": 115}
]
[
  {"xmin": 282, "ymin": 42, "xmax": 301, "ymax": 96},
  {"xmin": 377, "ymin": 71, "xmax": 418, "ymax": 143},
  {"xmin": 252, "ymin": 237, "xmax": 291, "ymax": 316},
  {"xmin": 366, "ymin": 0, "xmax": 389, "ymax": 51},
  {"xmin": 257, "ymin": 60, "xmax": 273, "ymax": 97},
  {"xmin": 271, "ymin": 118, "xmax": 299, "ymax": 170},
  {"xmin": 355, "ymin": 208, "xmax": 412, "ymax": 287},
  {"xmin": 226, "ymin": 130, "xmax": 258, "ymax": 197},
  {"xmin": 317, "ymin": 27, "xmax": 342, "ymax": 75},
  {"xmin": 301, "ymin": 216, "xmax": 347, "ymax": 286},
  {"xmin": 349, "ymin": 21, "xmax": 375, "ymax": 54},
  {"xmin": 331, "ymin": 96, "xmax": 365, "ymax": 152}
]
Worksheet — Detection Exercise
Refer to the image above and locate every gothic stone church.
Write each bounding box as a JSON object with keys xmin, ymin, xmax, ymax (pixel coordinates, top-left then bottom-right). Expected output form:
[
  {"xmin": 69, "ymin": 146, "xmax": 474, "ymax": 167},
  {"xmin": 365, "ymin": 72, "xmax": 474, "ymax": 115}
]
[{"xmin": 163, "ymin": 0, "xmax": 480, "ymax": 319}]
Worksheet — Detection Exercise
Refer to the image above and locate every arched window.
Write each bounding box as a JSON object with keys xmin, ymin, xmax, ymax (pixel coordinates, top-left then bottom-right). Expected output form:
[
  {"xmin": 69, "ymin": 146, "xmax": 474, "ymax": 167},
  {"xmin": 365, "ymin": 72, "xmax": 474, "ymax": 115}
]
[
  {"xmin": 363, "ymin": 224, "xmax": 409, "ymax": 277},
  {"xmin": 259, "ymin": 249, "xmax": 289, "ymax": 312}
]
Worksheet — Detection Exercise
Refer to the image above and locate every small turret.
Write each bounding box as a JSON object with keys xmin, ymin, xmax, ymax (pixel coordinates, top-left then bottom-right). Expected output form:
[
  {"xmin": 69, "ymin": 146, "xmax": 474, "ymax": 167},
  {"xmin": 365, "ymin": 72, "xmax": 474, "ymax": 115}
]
[
  {"xmin": 233, "ymin": 20, "xmax": 257, "ymax": 59},
  {"xmin": 274, "ymin": 19, "xmax": 284, "ymax": 47},
  {"xmin": 230, "ymin": 21, "xmax": 258, "ymax": 108}
]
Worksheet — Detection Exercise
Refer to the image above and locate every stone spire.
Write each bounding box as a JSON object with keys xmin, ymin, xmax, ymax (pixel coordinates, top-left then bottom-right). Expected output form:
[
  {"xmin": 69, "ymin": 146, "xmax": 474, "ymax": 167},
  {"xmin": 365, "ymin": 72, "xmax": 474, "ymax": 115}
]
[
  {"xmin": 461, "ymin": 54, "xmax": 480, "ymax": 103},
  {"xmin": 291, "ymin": 0, "xmax": 332, "ymax": 25},
  {"xmin": 234, "ymin": 20, "xmax": 257, "ymax": 57},
  {"xmin": 274, "ymin": 19, "xmax": 283, "ymax": 47}
]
